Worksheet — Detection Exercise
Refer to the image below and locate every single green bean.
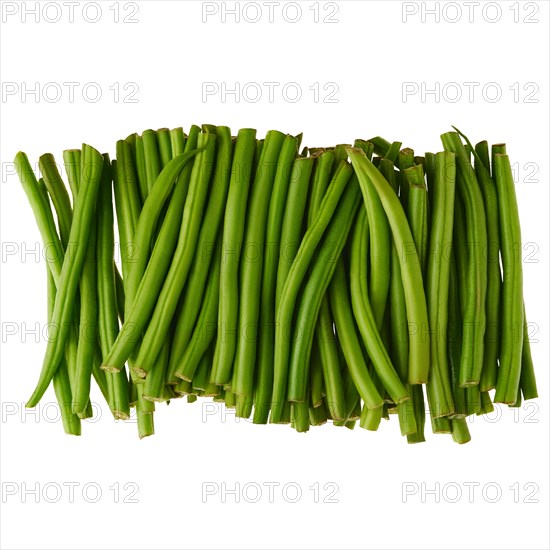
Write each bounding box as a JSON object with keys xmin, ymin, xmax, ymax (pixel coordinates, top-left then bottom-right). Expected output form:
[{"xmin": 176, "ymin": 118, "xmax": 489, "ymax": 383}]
[
  {"xmin": 63, "ymin": 149, "xmax": 81, "ymax": 200},
  {"xmin": 494, "ymin": 154, "xmax": 524, "ymax": 404},
  {"xmin": 142, "ymin": 129, "xmax": 161, "ymax": 191},
  {"xmin": 425, "ymin": 152, "xmax": 456, "ymax": 418},
  {"xmin": 157, "ymin": 128, "xmax": 173, "ymax": 166}
]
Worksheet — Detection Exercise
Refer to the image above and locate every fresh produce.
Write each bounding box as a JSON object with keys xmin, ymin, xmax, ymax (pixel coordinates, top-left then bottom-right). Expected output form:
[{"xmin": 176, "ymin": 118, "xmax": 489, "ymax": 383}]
[{"xmin": 15, "ymin": 125, "xmax": 537, "ymax": 442}]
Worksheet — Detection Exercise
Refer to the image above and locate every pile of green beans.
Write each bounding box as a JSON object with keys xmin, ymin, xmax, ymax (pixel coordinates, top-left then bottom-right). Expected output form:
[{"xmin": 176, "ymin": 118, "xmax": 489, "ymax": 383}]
[{"xmin": 15, "ymin": 125, "xmax": 537, "ymax": 442}]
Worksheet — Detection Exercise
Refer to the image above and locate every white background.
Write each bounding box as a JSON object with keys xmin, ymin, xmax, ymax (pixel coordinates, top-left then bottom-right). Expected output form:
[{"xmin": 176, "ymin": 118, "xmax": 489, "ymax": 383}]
[{"xmin": 1, "ymin": 1, "xmax": 549, "ymax": 549}]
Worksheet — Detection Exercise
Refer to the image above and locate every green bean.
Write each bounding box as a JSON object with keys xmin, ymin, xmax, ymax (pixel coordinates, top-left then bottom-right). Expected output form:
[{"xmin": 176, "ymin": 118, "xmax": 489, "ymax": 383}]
[
  {"xmin": 475, "ymin": 140, "xmax": 490, "ymax": 172},
  {"xmin": 253, "ymin": 135, "xmax": 301, "ymax": 423},
  {"xmin": 135, "ymin": 383, "xmax": 154, "ymax": 439},
  {"xmin": 210, "ymin": 129, "xmax": 257, "ymax": 385},
  {"xmin": 448, "ymin": 248, "xmax": 467, "ymax": 418},
  {"xmin": 385, "ymin": 142, "xmax": 403, "ymax": 163},
  {"xmin": 360, "ymin": 401, "xmax": 383, "ymax": 431},
  {"xmin": 520, "ymin": 303, "xmax": 538, "ymax": 399},
  {"xmin": 455, "ymin": 130, "xmax": 501, "ymax": 391},
  {"xmin": 95, "ymin": 157, "xmax": 130, "ymax": 418},
  {"xmin": 72, "ymin": 183, "xmax": 99, "ymax": 418},
  {"xmin": 175, "ymin": 239, "xmax": 221, "ymax": 381},
  {"xmin": 404, "ymin": 164, "xmax": 429, "ymax": 274},
  {"xmin": 494, "ymin": 154, "xmax": 524, "ymax": 404},
  {"xmin": 431, "ymin": 416, "xmax": 452, "ymax": 434},
  {"xmin": 310, "ymin": 400, "xmax": 328, "ymax": 426},
  {"xmin": 329, "ymin": 260, "xmax": 384, "ymax": 410},
  {"xmin": 276, "ymin": 157, "xmax": 316, "ymax": 308},
  {"xmin": 425, "ymin": 152, "xmax": 456, "ymax": 418},
  {"xmin": 144, "ymin": 339, "xmax": 171, "ymax": 402},
  {"xmin": 157, "ymin": 128, "xmax": 173, "ymax": 166},
  {"xmin": 170, "ymin": 127, "xmax": 186, "ymax": 156},
  {"xmin": 103, "ymin": 134, "xmax": 213, "ymax": 374},
  {"xmin": 349, "ymin": 208, "xmax": 409, "ymax": 404},
  {"xmin": 134, "ymin": 134, "xmax": 148, "ymax": 203},
  {"xmin": 63, "ymin": 149, "xmax": 81, "ymax": 200},
  {"xmin": 142, "ymin": 129, "xmax": 161, "ymax": 191},
  {"xmin": 440, "ymin": 131, "xmax": 487, "ymax": 387},
  {"xmin": 47, "ymin": 265, "xmax": 81, "ymax": 435},
  {"xmin": 39, "ymin": 153, "xmax": 73, "ymax": 246},
  {"xmin": 232, "ymin": 130, "xmax": 286, "ymax": 397},
  {"xmin": 25, "ymin": 145, "xmax": 103, "ymax": 407},
  {"xmin": 271, "ymin": 161, "xmax": 354, "ymax": 422},
  {"xmin": 115, "ymin": 140, "xmax": 142, "ymax": 247},
  {"xmin": 291, "ymin": 400, "xmax": 310, "ymax": 433},
  {"xmin": 309, "ymin": 342, "xmax": 324, "ymax": 407},
  {"xmin": 379, "ymin": 160, "xmax": 409, "ymax": 379},
  {"xmin": 451, "ymin": 417, "xmax": 471, "ymax": 444},
  {"xmin": 369, "ymin": 136, "xmax": 391, "ymax": 157},
  {"xmin": 192, "ymin": 348, "xmax": 211, "ymax": 393},
  {"xmin": 165, "ymin": 126, "xmax": 232, "ymax": 384},
  {"xmin": 347, "ymin": 147, "xmax": 430, "ymax": 385},
  {"xmin": 353, "ymin": 139, "xmax": 374, "ymax": 160},
  {"xmin": 397, "ymin": 147, "xmax": 414, "ymax": 208},
  {"xmin": 479, "ymin": 391, "xmax": 494, "ymax": 415},
  {"xmin": 406, "ymin": 386, "xmax": 426, "ymax": 443}
]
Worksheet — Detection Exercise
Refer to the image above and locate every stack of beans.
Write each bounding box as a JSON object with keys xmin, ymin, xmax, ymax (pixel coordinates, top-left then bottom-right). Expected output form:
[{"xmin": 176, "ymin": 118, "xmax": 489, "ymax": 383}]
[{"xmin": 15, "ymin": 125, "xmax": 537, "ymax": 442}]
